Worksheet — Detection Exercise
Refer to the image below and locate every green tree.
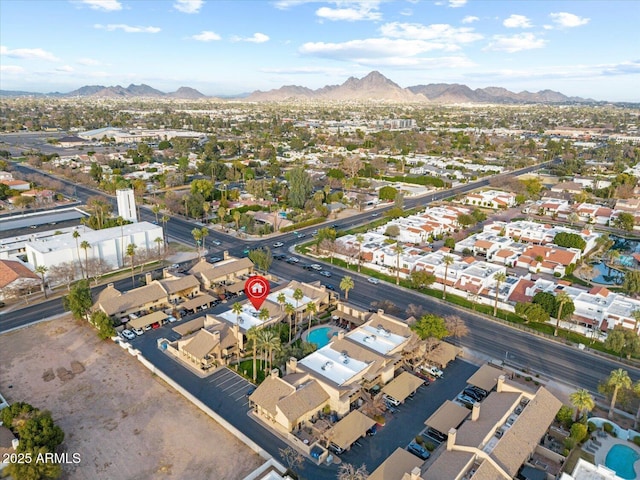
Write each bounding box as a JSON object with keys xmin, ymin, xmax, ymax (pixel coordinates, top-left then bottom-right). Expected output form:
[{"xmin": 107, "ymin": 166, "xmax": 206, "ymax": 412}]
[
  {"xmin": 442, "ymin": 255, "xmax": 454, "ymax": 300},
  {"xmin": 444, "ymin": 237, "xmax": 456, "ymax": 249},
  {"xmin": 232, "ymin": 302, "xmax": 244, "ymax": 361},
  {"xmin": 633, "ymin": 381, "xmax": 640, "ymax": 430},
  {"xmin": 248, "ymin": 247, "xmax": 273, "ymax": 273},
  {"xmin": 35, "ymin": 265, "xmax": 48, "ymax": 299},
  {"xmin": 285, "ymin": 302, "xmax": 295, "ymax": 343},
  {"xmin": 515, "ymin": 302, "xmax": 550, "ymax": 324},
  {"xmin": 605, "ymin": 369, "xmax": 632, "ymax": 420},
  {"xmin": 62, "ymin": 280, "xmax": 92, "ymax": 320},
  {"xmin": 554, "ymin": 291, "xmax": 574, "ymax": 336},
  {"xmin": 394, "ymin": 242, "xmax": 404, "ymax": 285},
  {"xmin": 191, "ymin": 228, "xmax": 203, "ymax": 256},
  {"xmin": 570, "ymin": 422, "xmax": 589, "ymax": 443},
  {"xmin": 623, "ymin": 270, "xmax": 640, "ymax": 297},
  {"xmin": 80, "ymin": 240, "xmax": 91, "ymax": 279},
  {"xmin": 306, "ymin": 301, "xmax": 317, "ymax": 333},
  {"xmin": 493, "ymin": 271, "xmax": 507, "ymax": 317},
  {"xmin": 378, "ymin": 185, "xmax": 398, "ymax": 201},
  {"xmin": 190, "ymin": 179, "xmax": 214, "ymax": 200},
  {"xmin": 286, "ymin": 166, "xmax": 313, "ymax": 209},
  {"xmin": 532, "ymin": 291, "xmax": 557, "ymax": 316},
  {"xmin": 409, "ymin": 269, "xmax": 435, "ymax": 290},
  {"xmin": 605, "ymin": 326, "xmax": 640, "ymax": 359},
  {"xmin": 553, "ymin": 232, "xmax": 587, "ymax": 251},
  {"xmin": 293, "ymin": 288, "xmax": 304, "ymax": 335},
  {"xmin": 126, "ymin": 243, "xmax": 137, "ymax": 289},
  {"xmin": 90, "ymin": 310, "xmax": 116, "ymax": 339},
  {"xmin": 555, "ymin": 405, "xmax": 574, "ymax": 429},
  {"xmin": 340, "ymin": 276, "xmax": 354, "ymax": 301},
  {"xmin": 410, "ymin": 314, "xmax": 449, "ymax": 341},
  {"xmin": 246, "ymin": 326, "xmax": 259, "ymax": 382},
  {"xmin": 72, "ymin": 230, "xmax": 83, "ymax": 279},
  {"xmin": 614, "ymin": 212, "xmax": 635, "ymax": 231},
  {"xmin": 569, "ymin": 389, "xmax": 595, "ymax": 421}
]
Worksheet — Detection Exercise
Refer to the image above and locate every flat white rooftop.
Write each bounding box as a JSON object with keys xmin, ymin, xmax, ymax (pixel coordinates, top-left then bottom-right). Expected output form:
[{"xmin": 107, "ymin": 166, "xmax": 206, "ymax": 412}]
[
  {"xmin": 216, "ymin": 301, "xmax": 278, "ymax": 333},
  {"xmin": 347, "ymin": 324, "xmax": 405, "ymax": 355},
  {"xmin": 267, "ymin": 287, "xmax": 313, "ymax": 309},
  {"xmin": 299, "ymin": 344, "xmax": 369, "ymax": 386}
]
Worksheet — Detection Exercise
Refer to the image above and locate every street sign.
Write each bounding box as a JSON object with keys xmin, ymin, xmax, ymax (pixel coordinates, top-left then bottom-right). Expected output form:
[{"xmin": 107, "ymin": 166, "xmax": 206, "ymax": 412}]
[{"xmin": 244, "ymin": 275, "xmax": 270, "ymax": 311}]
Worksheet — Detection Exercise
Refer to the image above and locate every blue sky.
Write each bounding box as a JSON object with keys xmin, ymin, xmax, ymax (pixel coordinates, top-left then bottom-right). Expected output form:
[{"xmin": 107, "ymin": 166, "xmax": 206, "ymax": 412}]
[{"xmin": 1, "ymin": 0, "xmax": 639, "ymax": 101}]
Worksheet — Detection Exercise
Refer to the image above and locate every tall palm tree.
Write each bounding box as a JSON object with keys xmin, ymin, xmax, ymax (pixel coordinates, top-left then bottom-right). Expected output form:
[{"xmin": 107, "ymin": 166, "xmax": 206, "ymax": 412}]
[
  {"xmin": 126, "ymin": 243, "xmax": 137, "ymax": 289},
  {"xmin": 258, "ymin": 306, "xmax": 270, "ymax": 327},
  {"xmin": 35, "ymin": 265, "xmax": 48, "ymax": 299},
  {"xmin": 569, "ymin": 389, "xmax": 595, "ymax": 421},
  {"xmin": 151, "ymin": 204, "xmax": 161, "ymax": 223},
  {"xmin": 442, "ymin": 255, "xmax": 454, "ymax": 300},
  {"xmin": 200, "ymin": 227, "xmax": 209, "ymax": 253},
  {"xmin": 293, "ymin": 288, "xmax": 304, "ymax": 337},
  {"xmin": 246, "ymin": 326, "xmax": 259, "ymax": 382},
  {"xmin": 191, "ymin": 228, "xmax": 203, "ymax": 257},
  {"xmin": 606, "ymin": 368, "xmax": 631, "ymax": 420},
  {"xmin": 277, "ymin": 292, "xmax": 286, "ymax": 312},
  {"xmin": 306, "ymin": 301, "xmax": 317, "ymax": 333},
  {"xmin": 340, "ymin": 276, "xmax": 354, "ymax": 301},
  {"xmin": 72, "ymin": 230, "xmax": 83, "ymax": 279},
  {"xmin": 218, "ymin": 206, "xmax": 227, "ymax": 227},
  {"xmin": 285, "ymin": 303, "xmax": 295, "ymax": 343},
  {"xmin": 394, "ymin": 242, "xmax": 404, "ymax": 285},
  {"xmin": 554, "ymin": 291, "xmax": 572, "ymax": 336},
  {"xmin": 161, "ymin": 215, "xmax": 169, "ymax": 245},
  {"xmin": 202, "ymin": 201, "xmax": 210, "ymax": 223},
  {"xmin": 260, "ymin": 328, "xmax": 281, "ymax": 374},
  {"xmin": 80, "ymin": 240, "xmax": 91, "ymax": 279},
  {"xmin": 356, "ymin": 234, "xmax": 364, "ymax": 273},
  {"xmin": 493, "ymin": 271, "xmax": 507, "ymax": 317},
  {"xmin": 633, "ymin": 381, "xmax": 640, "ymax": 430},
  {"xmin": 633, "ymin": 309, "xmax": 640, "ymax": 335},
  {"xmin": 154, "ymin": 237, "xmax": 163, "ymax": 258},
  {"xmin": 232, "ymin": 302, "xmax": 244, "ymax": 362},
  {"xmin": 233, "ymin": 210, "xmax": 241, "ymax": 232}
]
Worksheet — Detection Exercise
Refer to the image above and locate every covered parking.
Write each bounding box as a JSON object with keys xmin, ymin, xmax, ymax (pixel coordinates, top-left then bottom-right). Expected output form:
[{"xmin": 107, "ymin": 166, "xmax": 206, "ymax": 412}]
[
  {"xmin": 172, "ymin": 317, "xmax": 205, "ymax": 337},
  {"xmin": 180, "ymin": 294, "xmax": 216, "ymax": 312},
  {"xmin": 381, "ymin": 372, "xmax": 424, "ymax": 403},
  {"xmin": 325, "ymin": 411, "xmax": 376, "ymax": 451},
  {"xmin": 127, "ymin": 311, "xmax": 167, "ymax": 330},
  {"xmin": 466, "ymin": 364, "xmax": 503, "ymax": 392},
  {"xmin": 424, "ymin": 400, "xmax": 469, "ymax": 435},
  {"xmin": 428, "ymin": 341, "xmax": 462, "ymax": 368},
  {"xmin": 225, "ymin": 280, "xmax": 246, "ymax": 295}
]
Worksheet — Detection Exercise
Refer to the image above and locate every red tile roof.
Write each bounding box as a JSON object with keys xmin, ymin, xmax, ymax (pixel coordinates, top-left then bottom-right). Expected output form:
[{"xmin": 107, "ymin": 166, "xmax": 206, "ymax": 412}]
[{"xmin": 0, "ymin": 260, "xmax": 39, "ymax": 288}]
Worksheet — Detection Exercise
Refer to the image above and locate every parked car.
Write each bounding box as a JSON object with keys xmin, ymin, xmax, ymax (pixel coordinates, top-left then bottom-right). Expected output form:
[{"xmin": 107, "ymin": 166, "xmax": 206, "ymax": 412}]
[
  {"xmin": 367, "ymin": 277, "xmax": 380, "ymax": 285},
  {"xmin": 120, "ymin": 329, "xmax": 136, "ymax": 340},
  {"xmin": 242, "ymin": 248, "xmax": 250, "ymax": 255},
  {"xmin": 211, "ymin": 240, "xmax": 221, "ymax": 246},
  {"xmin": 422, "ymin": 365, "xmax": 444, "ymax": 378},
  {"xmin": 151, "ymin": 322, "xmax": 161, "ymax": 329},
  {"xmin": 407, "ymin": 442, "xmax": 430, "ymax": 460},
  {"xmin": 467, "ymin": 385, "xmax": 488, "ymax": 397},
  {"xmin": 456, "ymin": 394, "xmax": 477, "ymax": 409},
  {"xmin": 323, "ymin": 284, "xmax": 335, "ymax": 291},
  {"xmin": 328, "ymin": 443, "xmax": 344, "ymax": 455},
  {"xmin": 143, "ymin": 324, "xmax": 152, "ymax": 331},
  {"xmin": 209, "ymin": 256, "xmax": 222, "ymax": 263},
  {"xmin": 132, "ymin": 327, "xmax": 144, "ymax": 336},
  {"xmin": 273, "ymin": 242, "xmax": 284, "ymax": 248},
  {"xmin": 382, "ymin": 394, "xmax": 401, "ymax": 406},
  {"xmin": 246, "ymin": 386, "xmax": 256, "ymax": 397},
  {"xmin": 319, "ymin": 271, "xmax": 332, "ymax": 277},
  {"xmin": 463, "ymin": 388, "xmax": 484, "ymax": 402},
  {"xmin": 366, "ymin": 425, "xmax": 377, "ymax": 436},
  {"xmin": 426, "ymin": 427, "xmax": 447, "ymax": 443},
  {"xmin": 167, "ymin": 315, "xmax": 177, "ymax": 323}
]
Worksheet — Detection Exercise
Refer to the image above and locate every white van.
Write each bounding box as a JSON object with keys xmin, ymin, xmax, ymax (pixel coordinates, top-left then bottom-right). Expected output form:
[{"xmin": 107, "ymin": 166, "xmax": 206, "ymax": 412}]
[
  {"xmin": 422, "ymin": 365, "xmax": 444, "ymax": 378},
  {"xmin": 383, "ymin": 394, "xmax": 401, "ymax": 406}
]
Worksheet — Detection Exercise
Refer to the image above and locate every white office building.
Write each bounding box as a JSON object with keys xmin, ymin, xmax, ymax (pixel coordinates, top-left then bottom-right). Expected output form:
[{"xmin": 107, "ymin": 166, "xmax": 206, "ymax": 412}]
[
  {"xmin": 116, "ymin": 188, "xmax": 137, "ymax": 222},
  {"xmin": 24, "ymin": 221, "xmax": 163, "ymax": 277}
]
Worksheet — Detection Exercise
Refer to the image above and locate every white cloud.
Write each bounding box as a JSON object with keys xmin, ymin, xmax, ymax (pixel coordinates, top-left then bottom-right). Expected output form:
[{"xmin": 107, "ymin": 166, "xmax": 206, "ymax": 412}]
[
  {"xmin": 0, "ymin": 45, "xmax": 59, "ymax": 61},
  {"xmin": 94, "ymin": 24, "xmax": 161, "ymax": 33},
  {"xmin": 479, "ymin": 60, "xmax": 640, "ymax": 81},
  {"xmin": 77, "ymin": 58, "xmax": 101, "ymax": 66},
  {"xmin": 0, "ymin": 65, "xmax": 25, "ymax": 74},
  {"xmin": 55, "ymin": 65, "xmax": 75, "ymax": 73},
  {"xmin": 231, "ymin": 33, "xmax": 270, "ymax": 43},
  {"xmin": 400, "ymin": 8, "xmax": 413, "ymax": 16},
  {"xmin": 174, "ymin": 0, "xmax": 204, "ymax": 14},
  {"xmin": 380, "ymin": 22, "xmax": 483, "ymax": 44},
  {"xmin": 191, "ymin": 30, "xmax": 221, "ymax": 42},
  {"xmin": 549, "ymin": 12, "xmax": 590, "ymax": 28},
  {"xmin": 485, "ymin": 33, "xmax": 546, "ymax": 52},
  {"xmin": 315, "ymin": 4, "xmax": 381, "ymax": 22},
  {"xmin": 74, "ymin": 0, "xmax": 122, "ymax": 11},
  {"xmin": 260, "ymin": 66, "xmax": 349, "ymax": 75},
  {"xmin": 273, "ymin": 0, "xmax": 311, "ymax": 9},
  {"xmin": 503, "ymin": 14, "xmax": 532, "ymax": 28},
  {"xmin": 449, "ymin": 0, "xmax": 467, "ymax": 7},
  {"xmin": 462, "ymin": 15, "xmax": 478, "ymax": 24}
]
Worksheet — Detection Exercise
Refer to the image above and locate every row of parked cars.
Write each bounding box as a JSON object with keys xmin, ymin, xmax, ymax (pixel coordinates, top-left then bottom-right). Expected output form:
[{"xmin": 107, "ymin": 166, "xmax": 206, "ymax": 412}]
[{"xmin": 455, "ymin": 385, "xmax": 489, "ymax": 409}]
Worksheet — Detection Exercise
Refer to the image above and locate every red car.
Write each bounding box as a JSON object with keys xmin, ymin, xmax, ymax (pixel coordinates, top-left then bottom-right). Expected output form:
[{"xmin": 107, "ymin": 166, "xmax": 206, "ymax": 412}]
[{"xmin": 151, "ymin": 322, "xmax": 161, "ymax": 329}]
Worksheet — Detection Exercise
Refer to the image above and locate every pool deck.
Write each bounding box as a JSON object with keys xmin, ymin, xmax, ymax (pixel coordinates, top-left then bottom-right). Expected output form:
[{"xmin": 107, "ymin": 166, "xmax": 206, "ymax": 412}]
[{"xmin": 587, "ymin": 434, "xmax": 640, "ymax": 478}]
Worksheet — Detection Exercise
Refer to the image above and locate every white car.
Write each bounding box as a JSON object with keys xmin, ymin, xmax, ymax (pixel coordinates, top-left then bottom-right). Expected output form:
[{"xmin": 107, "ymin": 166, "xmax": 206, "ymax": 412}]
[
  {"xmin": 132, "ymin": 327, "xmax": 144, "ymax": 336},
  {"xmin": 422, "ymin": 365, "xmax": 444, "ymax": 378},
  {"xmin": 167, "ymin": 315, "xmax": 177, "ymax": 323},
  {"xmin": 367, "ymin": 278, "xmax": 380, "ymax": 285},
  {"xmin": 273, "ymin": 242, "xmax": 284, "ymax": 248},
  {"xmin": 120, "ymin": 329, "xmax": 136, "ymax": 340}
]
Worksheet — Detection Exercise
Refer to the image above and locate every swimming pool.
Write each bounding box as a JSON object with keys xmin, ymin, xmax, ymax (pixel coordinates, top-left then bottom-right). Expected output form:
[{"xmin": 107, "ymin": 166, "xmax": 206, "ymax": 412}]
[
  {"xmin": 605, "ymin": 444, "xmax": 640, "ymax": 480},
  {"xmin": 306, "ymin": 327, "xmax": 335, "ymax": 348}
]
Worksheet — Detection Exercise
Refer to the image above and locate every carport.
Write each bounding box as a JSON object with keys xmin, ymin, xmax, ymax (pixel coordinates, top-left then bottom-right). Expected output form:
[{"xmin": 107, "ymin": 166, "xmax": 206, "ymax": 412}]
[
  {"xmin": 225, "ymin": 280, "xmax": 246, "ymax": 295},
  {"xmin": 381, "ymin": 371, "xmax": 424, "ymax": 403},
  {"xmin": 424, "ymin": 400, "xmax": 469, "ymax": 434},
  {"xmin": 326, "ymin": 411, "xmax": 376, "ymax": 451},
  {"xmin": 180, "ymin": 294, "xmax": 216, "ymax": 312},
  {"xmin": 172, "ymin": 317, "xmax": 205, "ymax": 336},
  {"xmin": 128, "ymin": 311, "xmax": 167, "ymax": 330},
  {"xmin": 466, "ymin": 364, "xmax": 503, "ymax": 392},
  {"xmin": 428, "ymin": 341, "xmax": 462, "ymax": 368}
]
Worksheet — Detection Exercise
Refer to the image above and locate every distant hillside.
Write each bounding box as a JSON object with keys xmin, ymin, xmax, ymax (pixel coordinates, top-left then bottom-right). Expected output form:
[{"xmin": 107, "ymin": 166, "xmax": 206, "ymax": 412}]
[{"xmin": 1, "ymin": 73, "xmax": 592, "ymax": 103}]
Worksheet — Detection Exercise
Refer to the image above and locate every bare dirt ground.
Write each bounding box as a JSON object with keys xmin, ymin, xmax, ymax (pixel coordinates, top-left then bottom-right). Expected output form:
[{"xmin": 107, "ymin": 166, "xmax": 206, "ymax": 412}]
[{"xmin": 0, "ymin": 314, "xmax": 263, "ymax": 480}]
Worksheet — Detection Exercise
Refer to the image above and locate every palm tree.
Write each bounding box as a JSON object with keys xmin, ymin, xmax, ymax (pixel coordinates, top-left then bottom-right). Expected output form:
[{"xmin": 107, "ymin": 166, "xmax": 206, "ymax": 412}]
[
  {"xmin": 293, "ymin": 288, "xmax": 304, "ymax": 337},
  {"xmin": 151, "ymin": 204, "xmax": 161, "ymax": 223},
  {"xmin": 260, "ymin": 328, "xmax": 281, "ymax": 374},
  {"xmin": 191, "ymin": 228, "xmax": 203, "ymax": 256},
  {"xmin": 569, "ymin": 389, "xmax": 595, "ymax": 421},
  {"xmin": 394, "ymin": 242, "xmax": 404, "ymax": 285},
  {"xmin": 306, "ymin": 301, "xmax": 317, "ymax": 333},
  {"xmin": 154, "ymin": 237, "xmax": 163, "ymax": 258},
  {"xmin": 356, "ymin": 234, "xmax": 364, "ymax": 273},
  {"xmin": 161, "ymin": 215, "xmax": 169, "ymax": 245},
  {"xmin": 633, "ymin": 309, "xmax": 640, "ymax": 335},
  {"xmin": 606, "ymin": 368, "xmax": 632, "ymax": 420},
  {"xmin": 277, "ymin": 292, "xmax": 286, "ymax": 313},
  {"xmin": 232, "ymin": 302, "xmax": 244, "ymax": 362},
  {"xmin": 633, "ymin": 381, "xmax": 640, "ymax": 430},
  {"xmin": 493, "ymin": 271, "xmax": 507, "ymax": 317},
  {"xmin": 72, "ymin": 230, "xmax": 83, "ymax": 279},
  {"xmin": 554, "ymin": 291, "xmax": 572, "ymax": 336},
  {"xmin": 80, "ymin": 240, "xmax": 91, "ymax": 279},
  {"xmin": 233, "ymin": 210, "xmax": 241, "ymax": 232},
  {"xmin": 202, "ymin": 201, "xmax": 211, "ymax": 223},
  {"xmin": 340, "ymin": 276, "xmax": 354, "ymax": 301},
  {"xmin": 35, "ymin": 265, "xmax": 48, "ymax": 299},
  {"xmin": 285, "ymin": 303, "xmax": 295, "ymax": 343},
  {"xmin": 126, "ymin": 243, "xmax": 137, "ymax": 289},
  {"xmin": 258, "ymin": 306, "xmax": 270, "ymax": 327},
  {"xmin": 442, "ymin": 255, "xmax": 454, "ymax": 300},
  {"xmin": 218, "ymin": 206, "xmax": 227, "ymax": 227},
  {"xmin": 246, "ymin": 326, "xmax": 259, "ymax": 382},
  {"xmin": 200, "ymin": 227, "xmax": 209, "ymax": 253}
]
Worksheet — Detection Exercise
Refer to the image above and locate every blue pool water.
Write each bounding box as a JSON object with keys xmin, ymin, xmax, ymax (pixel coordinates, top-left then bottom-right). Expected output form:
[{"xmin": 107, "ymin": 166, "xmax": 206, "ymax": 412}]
[
  {"xmin": 306, "ymin": 327, "xmax": 334, "ymax": 348},
  {"xmin": 605, "ymin": 444, "xmax": 640, "ymax": 480}
]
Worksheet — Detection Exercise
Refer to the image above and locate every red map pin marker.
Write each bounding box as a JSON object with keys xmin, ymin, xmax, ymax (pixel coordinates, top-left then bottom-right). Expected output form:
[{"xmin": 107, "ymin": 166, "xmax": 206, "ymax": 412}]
[{"xmin": 245, "ymin": 275, "xmax": 270, "ymax": 311}]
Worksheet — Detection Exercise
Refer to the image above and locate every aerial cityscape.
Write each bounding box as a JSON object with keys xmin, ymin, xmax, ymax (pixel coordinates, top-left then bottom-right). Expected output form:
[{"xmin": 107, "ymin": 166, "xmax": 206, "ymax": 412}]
[{"xmin": 1, "ymin": 1, "xmax": 640, "ymax": 480}]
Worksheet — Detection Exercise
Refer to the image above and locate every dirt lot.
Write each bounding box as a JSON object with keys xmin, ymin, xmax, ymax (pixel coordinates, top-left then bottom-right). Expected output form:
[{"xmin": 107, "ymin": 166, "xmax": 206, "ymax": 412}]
[{"xmin": 0, "ymin": 314, "xmax": 263, "ymax": 480}]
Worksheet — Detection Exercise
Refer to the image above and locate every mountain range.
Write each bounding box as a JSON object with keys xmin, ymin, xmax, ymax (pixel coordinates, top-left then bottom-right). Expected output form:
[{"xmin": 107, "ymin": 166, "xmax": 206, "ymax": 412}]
[{"xmin": 0, "ymin": 71, "xmax": 591, "ymax": 104}]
